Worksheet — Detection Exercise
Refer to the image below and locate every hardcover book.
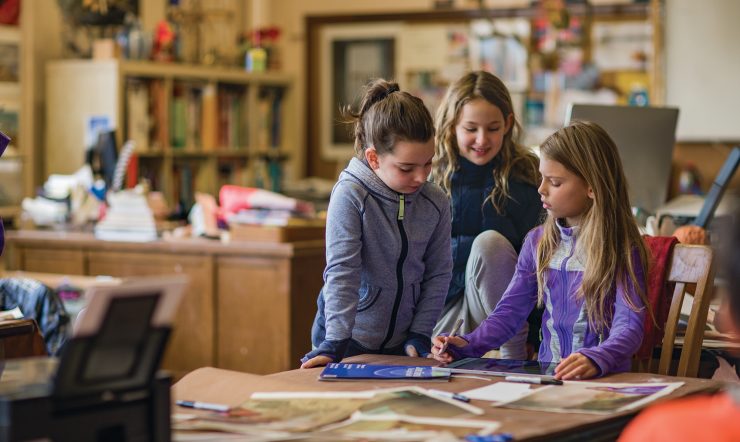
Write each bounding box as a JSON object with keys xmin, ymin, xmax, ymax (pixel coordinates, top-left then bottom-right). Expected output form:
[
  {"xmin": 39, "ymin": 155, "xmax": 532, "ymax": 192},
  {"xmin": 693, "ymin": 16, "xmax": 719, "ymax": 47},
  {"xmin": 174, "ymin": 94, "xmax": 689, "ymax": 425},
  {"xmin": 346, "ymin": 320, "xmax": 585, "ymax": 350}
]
[{"xmin": 319, "ymin": 363, "xmax": 451, "ymax": 382}]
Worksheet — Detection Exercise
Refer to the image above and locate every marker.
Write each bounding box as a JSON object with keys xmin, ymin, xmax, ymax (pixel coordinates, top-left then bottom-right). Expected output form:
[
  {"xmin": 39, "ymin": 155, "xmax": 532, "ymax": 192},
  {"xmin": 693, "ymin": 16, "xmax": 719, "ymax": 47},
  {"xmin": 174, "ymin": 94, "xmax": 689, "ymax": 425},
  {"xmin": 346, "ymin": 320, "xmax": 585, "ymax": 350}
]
[
  {"xmin": 504, "ymin": 376, "xmax": 563, "ymax": 386},
  {"xmin": 176, "ymin": 400, "xmax": 231, "ymax": 412},
  {"xmin": 438, "ymin": 318, "xmax": 464, "ymax": 355},
  {"xmin": 428, "ymin": 389, "xmax": 471, "ymax": 403}
]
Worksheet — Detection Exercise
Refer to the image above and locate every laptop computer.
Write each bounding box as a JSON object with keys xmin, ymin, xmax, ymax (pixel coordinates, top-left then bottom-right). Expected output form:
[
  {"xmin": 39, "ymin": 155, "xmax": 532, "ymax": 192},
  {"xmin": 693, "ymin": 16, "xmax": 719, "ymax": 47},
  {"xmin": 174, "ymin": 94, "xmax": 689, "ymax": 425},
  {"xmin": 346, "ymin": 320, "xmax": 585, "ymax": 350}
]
[{"xmin": 564, "ymin": 104, "xmax": 680, "ymax": 215}]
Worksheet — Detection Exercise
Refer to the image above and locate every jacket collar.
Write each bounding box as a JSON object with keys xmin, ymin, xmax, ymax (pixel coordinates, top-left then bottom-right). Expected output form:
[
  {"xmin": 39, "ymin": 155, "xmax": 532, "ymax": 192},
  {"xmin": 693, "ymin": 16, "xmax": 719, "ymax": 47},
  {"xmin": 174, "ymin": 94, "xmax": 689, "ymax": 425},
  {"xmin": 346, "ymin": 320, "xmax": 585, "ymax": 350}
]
[
  {"xmin": 556, "ymin": 218, "xmax": 580, "ymax": 240},
  {"xmin": 344, "ymin": 157, "xmax": 422, "ymax": 201},
  {"xmin": 456, "ymin": 156, "xmax": 496, "ymax": 183}
]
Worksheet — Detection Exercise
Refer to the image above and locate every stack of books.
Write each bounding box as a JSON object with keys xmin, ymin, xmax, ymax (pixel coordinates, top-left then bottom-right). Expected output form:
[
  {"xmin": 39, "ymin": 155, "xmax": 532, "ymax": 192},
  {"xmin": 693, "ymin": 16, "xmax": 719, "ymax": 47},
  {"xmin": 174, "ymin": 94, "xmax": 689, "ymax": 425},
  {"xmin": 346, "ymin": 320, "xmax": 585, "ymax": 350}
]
[
  {"xmin": 94, "ymin": 191, "xmax": 157, "ymax": 242},
  {"xmin": 228, "ymin": 210, "xmax": 325, "ymax": 243}
]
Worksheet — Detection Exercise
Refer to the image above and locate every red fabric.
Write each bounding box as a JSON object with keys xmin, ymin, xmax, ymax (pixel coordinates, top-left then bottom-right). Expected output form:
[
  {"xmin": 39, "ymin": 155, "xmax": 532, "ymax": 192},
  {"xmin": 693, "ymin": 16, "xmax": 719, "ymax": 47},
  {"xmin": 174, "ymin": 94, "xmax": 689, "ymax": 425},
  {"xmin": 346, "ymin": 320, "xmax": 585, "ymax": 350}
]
[
  {"xmin": 619, "ymin": 393, "xmax": 740, "ymax": 442},
  {"xmin": 637, "ymin": 235, "xmax": 679, "ymax": 359}
]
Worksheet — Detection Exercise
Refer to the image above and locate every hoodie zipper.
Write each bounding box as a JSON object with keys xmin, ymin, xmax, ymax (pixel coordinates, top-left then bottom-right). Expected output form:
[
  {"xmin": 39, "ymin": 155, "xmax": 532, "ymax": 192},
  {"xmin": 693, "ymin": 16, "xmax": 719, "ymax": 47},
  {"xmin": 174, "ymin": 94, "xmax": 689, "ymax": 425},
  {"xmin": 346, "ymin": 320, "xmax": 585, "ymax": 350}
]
[
  {"xmin": 558, "ymin": 234, "xmax": 576, "ymax": 357},
  {"xmin": 379, "ymin": 194, "xmax": 408, "ymax": 351}
]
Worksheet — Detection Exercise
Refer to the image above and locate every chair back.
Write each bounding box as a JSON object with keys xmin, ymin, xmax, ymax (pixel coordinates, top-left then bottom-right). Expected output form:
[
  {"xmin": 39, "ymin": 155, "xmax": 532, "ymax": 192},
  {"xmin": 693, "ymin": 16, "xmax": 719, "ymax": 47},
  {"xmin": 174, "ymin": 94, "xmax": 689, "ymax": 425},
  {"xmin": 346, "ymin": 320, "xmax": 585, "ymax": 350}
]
[
  {"xmin": 0, "ymin": 318, "xmax": 48, "ymax": 359},
  {"xmin": 658, "ymin": 244, "xmax": 716, "ymax": 377}
]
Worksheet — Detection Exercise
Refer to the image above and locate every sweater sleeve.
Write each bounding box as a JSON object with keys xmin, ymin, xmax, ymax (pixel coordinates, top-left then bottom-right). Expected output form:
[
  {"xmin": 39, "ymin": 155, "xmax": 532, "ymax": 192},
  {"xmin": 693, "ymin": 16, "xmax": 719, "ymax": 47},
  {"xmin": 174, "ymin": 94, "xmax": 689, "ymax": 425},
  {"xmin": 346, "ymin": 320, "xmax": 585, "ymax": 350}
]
[
  {"xmin": 321, "ymin": 182, "xmax": 365, "ymax": 345},
  {"xmin": 409, "ymin": 196, "xmax": 453, "ymax": 352},
  {"xmin": 578, "ymin": 256, "xmax": 647, "ymax": 376},
  {"xmin": 454, "ymin": 229, "xmax": 539, "ymax": 358}
]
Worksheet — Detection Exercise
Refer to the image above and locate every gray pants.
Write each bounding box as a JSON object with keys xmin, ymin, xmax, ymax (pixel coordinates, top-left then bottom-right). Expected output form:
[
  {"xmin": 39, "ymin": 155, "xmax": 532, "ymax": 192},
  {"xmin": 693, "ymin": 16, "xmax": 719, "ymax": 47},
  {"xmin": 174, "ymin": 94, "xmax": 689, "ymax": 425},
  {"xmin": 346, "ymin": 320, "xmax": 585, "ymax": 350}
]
[{"xmin": 434, "ymin": 230, "xmax": 528, "ymax": 360}]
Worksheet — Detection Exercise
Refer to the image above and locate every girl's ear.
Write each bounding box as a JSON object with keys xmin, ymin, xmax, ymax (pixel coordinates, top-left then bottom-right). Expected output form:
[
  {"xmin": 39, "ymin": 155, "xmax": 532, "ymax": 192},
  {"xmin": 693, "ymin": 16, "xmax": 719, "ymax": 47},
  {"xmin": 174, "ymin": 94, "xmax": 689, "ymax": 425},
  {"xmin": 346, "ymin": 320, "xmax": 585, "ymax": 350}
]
[
  {"xmin": 587, "ymin": 186, "xmax": 595, "ymax": 200},
  {"xmin": 504, "ymin": 113, "xmax": 515, "ymax": 134},
  {"xmin": 365, "ymin": 146, "xmax": 380, "ymax": 170}
]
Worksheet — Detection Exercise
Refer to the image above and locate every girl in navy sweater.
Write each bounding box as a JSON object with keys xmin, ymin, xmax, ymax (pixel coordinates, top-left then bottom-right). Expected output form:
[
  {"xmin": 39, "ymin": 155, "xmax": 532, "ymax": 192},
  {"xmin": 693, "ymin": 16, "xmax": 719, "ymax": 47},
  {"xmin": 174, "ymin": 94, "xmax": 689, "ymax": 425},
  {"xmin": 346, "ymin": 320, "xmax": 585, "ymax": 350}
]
[{"xmin": 432, "ymin": 71, "xmax": 542, "ymax": 359}]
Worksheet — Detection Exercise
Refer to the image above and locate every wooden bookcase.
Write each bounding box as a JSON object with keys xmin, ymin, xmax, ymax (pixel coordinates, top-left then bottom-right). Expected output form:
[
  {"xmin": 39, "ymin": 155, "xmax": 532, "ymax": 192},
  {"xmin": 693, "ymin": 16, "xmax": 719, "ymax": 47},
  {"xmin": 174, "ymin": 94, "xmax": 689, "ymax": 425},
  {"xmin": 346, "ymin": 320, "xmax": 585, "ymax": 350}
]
[
  {"xmin": 0, "ymin": 7, "xmax": 35, "ymax": 224},
  {"xmin": 46, "ymin": 60, "xmax": 294, "ymax": 209}
]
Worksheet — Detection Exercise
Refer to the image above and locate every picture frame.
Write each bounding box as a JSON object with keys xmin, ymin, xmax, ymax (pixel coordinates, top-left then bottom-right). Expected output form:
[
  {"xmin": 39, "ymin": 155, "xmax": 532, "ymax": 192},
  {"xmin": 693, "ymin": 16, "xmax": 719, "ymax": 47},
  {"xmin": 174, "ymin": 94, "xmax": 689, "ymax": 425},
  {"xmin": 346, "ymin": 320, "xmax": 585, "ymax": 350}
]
[{"xmin": 318, "ymin": 23, "xmax": 400, "ymax": 160}]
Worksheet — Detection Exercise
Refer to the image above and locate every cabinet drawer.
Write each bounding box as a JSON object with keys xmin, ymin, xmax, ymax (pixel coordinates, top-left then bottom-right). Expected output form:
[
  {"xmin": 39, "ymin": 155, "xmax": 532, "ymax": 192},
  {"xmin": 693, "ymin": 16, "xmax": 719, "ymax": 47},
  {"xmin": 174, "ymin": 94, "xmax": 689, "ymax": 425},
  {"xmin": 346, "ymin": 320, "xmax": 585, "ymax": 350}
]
[{"xmin": 20, "ymin": 248, "xmax": 85, "ymax": 275}]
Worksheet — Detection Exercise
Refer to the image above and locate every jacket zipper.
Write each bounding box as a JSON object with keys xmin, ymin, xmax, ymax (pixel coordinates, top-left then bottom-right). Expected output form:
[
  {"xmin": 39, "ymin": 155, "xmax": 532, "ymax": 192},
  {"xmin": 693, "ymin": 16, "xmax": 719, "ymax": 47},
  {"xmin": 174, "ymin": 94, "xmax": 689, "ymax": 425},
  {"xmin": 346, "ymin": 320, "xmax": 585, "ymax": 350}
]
[
  {"xmin": 379, "ymin": 194, "xmax": 407, "ymax": 351},
  {"xmin": 558, "ymin": 235, "xmax": 575, "ymax": 358}
]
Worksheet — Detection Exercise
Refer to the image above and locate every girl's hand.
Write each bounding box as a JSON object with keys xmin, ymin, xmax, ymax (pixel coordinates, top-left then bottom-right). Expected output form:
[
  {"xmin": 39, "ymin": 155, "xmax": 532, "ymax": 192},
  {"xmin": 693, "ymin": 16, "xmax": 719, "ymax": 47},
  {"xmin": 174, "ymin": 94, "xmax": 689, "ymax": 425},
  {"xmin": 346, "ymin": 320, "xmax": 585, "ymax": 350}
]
[
  {"xmin": 554, "ymin": 353, "xmax": 599, "ymax": 380},
  {"xmin": 430, "ymin": 335, "xmax": 468, "ymax": 364},
  {"xmin": 405, "ymin": 345, "xmax": 419, "ymax": 358},
  {"xmin": 300, "ymin": 355, "xmax": 333, "ymax": 369}
]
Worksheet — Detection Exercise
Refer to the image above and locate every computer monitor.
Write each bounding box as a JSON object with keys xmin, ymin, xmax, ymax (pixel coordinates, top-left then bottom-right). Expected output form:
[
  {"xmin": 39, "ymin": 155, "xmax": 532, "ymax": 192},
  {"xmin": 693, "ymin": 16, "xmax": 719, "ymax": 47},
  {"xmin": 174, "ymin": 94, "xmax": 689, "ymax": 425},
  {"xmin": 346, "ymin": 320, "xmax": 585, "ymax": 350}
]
[
  {"xmin": 86, "ymin": 129, "xmax": 118, "ymax": 190},
  {"xmin": 564, "ymin": 104, "xmax": 679, "ymax": 215}
]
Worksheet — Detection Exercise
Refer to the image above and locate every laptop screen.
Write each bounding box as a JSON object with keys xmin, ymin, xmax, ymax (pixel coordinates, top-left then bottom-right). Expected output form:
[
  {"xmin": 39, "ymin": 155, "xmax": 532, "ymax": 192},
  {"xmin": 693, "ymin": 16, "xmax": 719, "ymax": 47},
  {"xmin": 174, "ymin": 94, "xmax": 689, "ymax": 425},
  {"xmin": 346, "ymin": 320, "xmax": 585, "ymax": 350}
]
[{"xmin": 565, "ymin": 104, "xmax": 679, "ymax": 215}]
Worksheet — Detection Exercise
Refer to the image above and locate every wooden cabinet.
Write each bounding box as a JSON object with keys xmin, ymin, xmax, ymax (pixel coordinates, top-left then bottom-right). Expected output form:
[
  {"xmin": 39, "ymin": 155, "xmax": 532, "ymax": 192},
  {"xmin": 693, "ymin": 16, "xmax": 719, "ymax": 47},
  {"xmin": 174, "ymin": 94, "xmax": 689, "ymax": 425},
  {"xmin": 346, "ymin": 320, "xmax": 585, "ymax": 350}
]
[
  {"xmin": 45, "ymin": 60, "xmax": 295, "ymax": 206},
  {"xmin": 87, "ymin": 251, "xmax": 215, "ymax": 375},
  {"xmin": 5, "ymin": 230, "xmax": 325, "ymax": 377}
]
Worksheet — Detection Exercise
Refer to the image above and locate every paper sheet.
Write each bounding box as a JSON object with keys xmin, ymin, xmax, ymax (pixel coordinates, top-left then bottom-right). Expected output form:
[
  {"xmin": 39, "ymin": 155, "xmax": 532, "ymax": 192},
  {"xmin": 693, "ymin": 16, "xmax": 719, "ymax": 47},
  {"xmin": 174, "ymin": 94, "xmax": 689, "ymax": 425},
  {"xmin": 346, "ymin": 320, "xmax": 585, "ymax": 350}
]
[{"xmin": 461, "ymin": 382, "xmax": 532, "ymax": 403}]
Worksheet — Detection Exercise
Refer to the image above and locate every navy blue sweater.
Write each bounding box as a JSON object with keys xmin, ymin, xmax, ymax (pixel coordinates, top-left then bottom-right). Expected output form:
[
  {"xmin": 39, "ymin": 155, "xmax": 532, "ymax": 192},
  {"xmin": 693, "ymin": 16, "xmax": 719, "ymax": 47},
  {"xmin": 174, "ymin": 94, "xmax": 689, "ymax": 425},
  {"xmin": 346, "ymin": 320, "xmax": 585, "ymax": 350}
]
[{"xmin": 447, "ymin": 156, "xmax": 543, "ymax": 305}]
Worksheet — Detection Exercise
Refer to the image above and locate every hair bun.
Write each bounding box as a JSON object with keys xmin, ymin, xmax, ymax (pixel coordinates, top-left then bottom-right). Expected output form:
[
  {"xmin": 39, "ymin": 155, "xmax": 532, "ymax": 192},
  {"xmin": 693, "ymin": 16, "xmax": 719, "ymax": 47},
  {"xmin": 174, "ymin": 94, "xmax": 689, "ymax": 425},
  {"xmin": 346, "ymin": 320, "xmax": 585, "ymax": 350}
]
[{"xmin": 384, "ymin": 83, "xmax": 400, "ymax": 96}]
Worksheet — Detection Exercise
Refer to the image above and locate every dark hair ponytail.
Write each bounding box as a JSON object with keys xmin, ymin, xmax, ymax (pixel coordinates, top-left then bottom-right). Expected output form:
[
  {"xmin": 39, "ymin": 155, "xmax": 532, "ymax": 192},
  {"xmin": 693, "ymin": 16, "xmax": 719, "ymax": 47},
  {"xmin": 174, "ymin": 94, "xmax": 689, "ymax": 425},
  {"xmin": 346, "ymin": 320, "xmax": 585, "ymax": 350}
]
[{"xmin": 342, "ymin": 79, "xmax": 434, "ymax": 157}]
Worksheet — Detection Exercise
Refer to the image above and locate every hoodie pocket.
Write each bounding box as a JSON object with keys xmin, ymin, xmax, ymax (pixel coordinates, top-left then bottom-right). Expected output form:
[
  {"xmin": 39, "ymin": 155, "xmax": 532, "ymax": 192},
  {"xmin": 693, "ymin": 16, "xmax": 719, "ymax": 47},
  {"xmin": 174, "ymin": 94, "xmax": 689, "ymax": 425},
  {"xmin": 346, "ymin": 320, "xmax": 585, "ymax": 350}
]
[
  {"xmin": 411, "ymin": 280, "xmax": 422, "ymax": 305},
  {"xmin": 357, "ymin": 284, "xmax": 382, "ymax": 312}
]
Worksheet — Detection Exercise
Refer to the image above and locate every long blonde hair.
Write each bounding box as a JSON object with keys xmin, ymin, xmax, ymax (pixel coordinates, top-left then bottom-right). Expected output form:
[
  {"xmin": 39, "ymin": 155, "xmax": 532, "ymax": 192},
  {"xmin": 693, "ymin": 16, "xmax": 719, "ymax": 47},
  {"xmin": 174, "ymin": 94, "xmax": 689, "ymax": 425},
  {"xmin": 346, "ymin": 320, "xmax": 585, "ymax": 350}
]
[
  {"xmin": 432, "ymin": 71, "xmax": 539, "ymax": 213},
  {"xmin": 536, "ymin": 120, "xmax": 651, "ymax": 333}
]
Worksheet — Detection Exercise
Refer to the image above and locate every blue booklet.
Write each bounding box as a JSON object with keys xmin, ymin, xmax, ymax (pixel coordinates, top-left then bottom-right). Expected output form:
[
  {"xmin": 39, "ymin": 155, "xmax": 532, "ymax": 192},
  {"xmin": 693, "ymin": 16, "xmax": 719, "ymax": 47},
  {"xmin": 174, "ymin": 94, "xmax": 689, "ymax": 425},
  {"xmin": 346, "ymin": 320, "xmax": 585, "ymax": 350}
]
[{"xmin": 319, "ymin": 363, "xmax": 451, "ymax": 382}]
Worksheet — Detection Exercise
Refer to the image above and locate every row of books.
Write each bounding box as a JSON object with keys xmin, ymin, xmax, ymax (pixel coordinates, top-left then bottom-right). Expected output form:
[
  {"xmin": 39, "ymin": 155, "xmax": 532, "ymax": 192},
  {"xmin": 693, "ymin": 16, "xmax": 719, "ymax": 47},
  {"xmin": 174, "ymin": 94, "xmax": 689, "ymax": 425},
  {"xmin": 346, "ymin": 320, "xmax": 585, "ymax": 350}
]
[{"xmin": 125, "ymin": 79, "xmax": 285, "ymax": 152}]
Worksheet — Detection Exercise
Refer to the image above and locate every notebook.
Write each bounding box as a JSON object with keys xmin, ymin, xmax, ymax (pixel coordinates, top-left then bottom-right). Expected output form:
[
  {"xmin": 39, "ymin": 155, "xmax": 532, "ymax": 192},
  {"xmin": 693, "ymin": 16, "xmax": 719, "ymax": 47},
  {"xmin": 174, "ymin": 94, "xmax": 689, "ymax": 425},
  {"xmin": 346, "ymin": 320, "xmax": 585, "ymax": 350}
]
[{"xmin": 319, "ymin": 363, "xmax": 452, "ymax": 382}]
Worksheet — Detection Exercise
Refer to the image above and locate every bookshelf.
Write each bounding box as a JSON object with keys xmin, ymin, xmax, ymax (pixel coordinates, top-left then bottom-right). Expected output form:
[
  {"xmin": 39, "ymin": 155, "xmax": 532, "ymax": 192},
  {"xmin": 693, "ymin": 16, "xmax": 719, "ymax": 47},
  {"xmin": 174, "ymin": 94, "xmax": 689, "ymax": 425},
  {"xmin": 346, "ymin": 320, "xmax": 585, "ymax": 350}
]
[
  {"xmin": 46, "ymin": 60, "xmax": 293, "ymax": 212},
  {"xmin": 0, "ymin": 7, "xmax": 35, "ymax": 224}
]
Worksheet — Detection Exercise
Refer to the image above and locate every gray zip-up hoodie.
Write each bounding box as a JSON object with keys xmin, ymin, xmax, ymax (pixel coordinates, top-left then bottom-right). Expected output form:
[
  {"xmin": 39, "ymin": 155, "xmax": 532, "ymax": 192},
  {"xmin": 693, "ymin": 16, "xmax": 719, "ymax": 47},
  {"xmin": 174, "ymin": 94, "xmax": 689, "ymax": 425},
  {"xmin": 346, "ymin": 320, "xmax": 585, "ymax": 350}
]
[{"xmin": 304, "ymin": 158, "xmax": 452, "ymax": 362}]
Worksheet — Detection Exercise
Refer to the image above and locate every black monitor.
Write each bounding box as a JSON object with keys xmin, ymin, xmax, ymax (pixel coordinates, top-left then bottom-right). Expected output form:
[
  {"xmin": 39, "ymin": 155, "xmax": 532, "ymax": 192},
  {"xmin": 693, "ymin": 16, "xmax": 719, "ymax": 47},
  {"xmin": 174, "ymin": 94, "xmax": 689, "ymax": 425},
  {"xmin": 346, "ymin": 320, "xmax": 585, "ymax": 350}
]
[
  {"xmin": 565, "ymin": 104, "xmax": 680, "ymax": 215},
  {"xmin": 86, "ymin": 130, "xmax": 118, "ymax": 190},
  {"xmin": 692, "ymin": 146, "xmax": 740, "ymax": 229}
]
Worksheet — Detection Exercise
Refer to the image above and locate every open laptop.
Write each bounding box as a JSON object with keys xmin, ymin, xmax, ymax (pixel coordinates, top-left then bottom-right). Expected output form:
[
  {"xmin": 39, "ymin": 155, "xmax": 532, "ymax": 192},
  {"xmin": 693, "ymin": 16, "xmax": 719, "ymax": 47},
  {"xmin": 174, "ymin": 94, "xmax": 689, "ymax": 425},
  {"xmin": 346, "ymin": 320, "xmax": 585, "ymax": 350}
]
[{"xmin": 564, "ymin": 104, "xmax": 680, "ymax": 215}]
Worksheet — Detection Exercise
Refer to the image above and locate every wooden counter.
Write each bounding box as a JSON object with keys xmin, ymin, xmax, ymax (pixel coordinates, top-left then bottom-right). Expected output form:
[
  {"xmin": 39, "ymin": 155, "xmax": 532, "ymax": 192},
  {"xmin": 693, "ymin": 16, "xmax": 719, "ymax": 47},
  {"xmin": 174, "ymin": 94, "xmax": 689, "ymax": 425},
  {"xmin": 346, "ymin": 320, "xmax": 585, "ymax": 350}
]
[{"xmin": 4, "ymin": 230, "xmax": 326, "ymax": 378}]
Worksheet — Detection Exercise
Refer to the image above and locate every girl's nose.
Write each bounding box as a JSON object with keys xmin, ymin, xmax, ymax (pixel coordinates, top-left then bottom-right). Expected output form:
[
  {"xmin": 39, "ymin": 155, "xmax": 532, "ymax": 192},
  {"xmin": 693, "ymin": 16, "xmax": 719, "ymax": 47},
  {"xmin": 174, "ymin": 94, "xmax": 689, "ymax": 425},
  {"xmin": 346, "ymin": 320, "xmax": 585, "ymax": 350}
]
[
  {"xmin": 537, "ymin": 181, "xmax": 547, "ymax": 195},
  {"xmin": 476, "ymin": 130, "xmax": 486, "ymax": 145}
]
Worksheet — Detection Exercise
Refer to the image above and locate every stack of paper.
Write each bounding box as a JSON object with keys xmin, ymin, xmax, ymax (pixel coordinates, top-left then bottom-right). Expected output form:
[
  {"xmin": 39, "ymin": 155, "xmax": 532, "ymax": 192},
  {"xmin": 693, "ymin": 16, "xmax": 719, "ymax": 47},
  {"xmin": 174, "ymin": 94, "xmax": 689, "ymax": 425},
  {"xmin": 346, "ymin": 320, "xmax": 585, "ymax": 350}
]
[{"xmin": 94, "ymin": 190, "xmax": 157, "ymax": 242}]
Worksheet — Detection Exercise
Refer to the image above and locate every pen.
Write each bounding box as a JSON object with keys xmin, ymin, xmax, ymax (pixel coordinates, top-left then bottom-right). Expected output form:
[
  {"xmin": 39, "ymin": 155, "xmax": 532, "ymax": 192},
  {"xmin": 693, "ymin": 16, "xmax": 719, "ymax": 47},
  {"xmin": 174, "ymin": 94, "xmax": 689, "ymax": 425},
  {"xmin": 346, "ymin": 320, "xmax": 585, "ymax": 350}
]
[
  {"xmin": 504, "ymin": 376, "xmax": 563, "ymax": 386},
  {"xmin": 428, "ymin": 389, "xmax": 471, "ymax": 403},
  {"xmin": 438, "ymin": 318, "xmax": 464, "ymax": 355},
  {"xmin": 176, "ymin": 400, "xmax": 231, "ymax": 412}
]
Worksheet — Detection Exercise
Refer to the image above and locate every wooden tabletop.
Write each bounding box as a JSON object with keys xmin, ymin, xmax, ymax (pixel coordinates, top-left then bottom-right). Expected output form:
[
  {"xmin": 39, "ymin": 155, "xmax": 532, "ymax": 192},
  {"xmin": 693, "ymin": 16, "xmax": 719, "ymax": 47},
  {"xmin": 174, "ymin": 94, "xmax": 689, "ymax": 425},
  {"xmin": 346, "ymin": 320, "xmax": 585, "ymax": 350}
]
[{"xmin": 172, "ymin": 354, "xmax": 723, "ymax": 441}]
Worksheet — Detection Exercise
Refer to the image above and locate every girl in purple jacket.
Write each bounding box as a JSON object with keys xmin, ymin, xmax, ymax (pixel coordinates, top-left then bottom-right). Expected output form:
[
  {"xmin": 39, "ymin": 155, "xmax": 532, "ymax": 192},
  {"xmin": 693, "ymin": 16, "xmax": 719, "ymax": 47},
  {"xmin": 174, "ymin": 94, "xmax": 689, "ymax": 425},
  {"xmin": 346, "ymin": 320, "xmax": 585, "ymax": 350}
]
[{"xmin": 432, "ymin": 120, "xmax": 652, "ymax": 380}]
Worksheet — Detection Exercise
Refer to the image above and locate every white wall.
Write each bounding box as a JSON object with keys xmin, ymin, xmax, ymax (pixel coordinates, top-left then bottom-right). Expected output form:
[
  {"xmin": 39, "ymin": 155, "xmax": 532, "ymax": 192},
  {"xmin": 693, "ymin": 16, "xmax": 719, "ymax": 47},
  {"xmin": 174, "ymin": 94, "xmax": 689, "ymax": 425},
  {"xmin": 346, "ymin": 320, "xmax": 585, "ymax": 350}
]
[{"xmin": 665, "ymin": 0, "xmax": 740, "ymax": 141}]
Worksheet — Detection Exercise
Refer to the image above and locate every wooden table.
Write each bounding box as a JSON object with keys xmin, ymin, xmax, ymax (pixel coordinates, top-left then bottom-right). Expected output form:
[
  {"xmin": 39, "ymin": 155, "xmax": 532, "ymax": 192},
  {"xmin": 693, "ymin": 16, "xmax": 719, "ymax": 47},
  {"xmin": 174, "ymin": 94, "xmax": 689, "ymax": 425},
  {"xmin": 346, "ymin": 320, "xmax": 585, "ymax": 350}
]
[{"xmin": 172, "ymin": 354, "xmax": 723, "ymax": 441}]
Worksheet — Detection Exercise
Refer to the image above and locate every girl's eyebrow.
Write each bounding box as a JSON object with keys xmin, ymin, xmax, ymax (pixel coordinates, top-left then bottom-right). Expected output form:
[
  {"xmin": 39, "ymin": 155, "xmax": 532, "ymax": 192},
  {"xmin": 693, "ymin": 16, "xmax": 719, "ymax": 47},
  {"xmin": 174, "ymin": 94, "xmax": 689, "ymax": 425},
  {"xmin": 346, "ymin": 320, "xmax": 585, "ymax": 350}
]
[
  {"xmin": 398, "ymin": 161, "xmax": 430, "ymax": 166},
  {"xmin": 541, "ymin": 173, "xmax": 565, "ymax": 179}
]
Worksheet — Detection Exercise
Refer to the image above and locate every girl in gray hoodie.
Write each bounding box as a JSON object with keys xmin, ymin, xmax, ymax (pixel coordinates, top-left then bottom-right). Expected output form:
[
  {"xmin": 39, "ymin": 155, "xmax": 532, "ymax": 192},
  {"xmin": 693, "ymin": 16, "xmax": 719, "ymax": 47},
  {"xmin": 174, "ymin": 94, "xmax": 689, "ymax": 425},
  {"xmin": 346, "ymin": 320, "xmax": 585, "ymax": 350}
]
[{"xmin": 301, "ymin": 79, "xmax": 453, "ymax": 368}]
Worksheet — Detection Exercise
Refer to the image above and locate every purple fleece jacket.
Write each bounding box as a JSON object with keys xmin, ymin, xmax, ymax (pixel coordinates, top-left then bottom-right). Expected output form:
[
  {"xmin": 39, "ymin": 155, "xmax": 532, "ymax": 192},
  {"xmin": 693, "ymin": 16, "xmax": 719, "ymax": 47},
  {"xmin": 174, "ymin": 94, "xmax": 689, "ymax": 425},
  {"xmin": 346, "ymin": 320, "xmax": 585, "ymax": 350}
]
[{"xmin": 452, "ymin": 223, "xmax": 646, "ymax": 376}]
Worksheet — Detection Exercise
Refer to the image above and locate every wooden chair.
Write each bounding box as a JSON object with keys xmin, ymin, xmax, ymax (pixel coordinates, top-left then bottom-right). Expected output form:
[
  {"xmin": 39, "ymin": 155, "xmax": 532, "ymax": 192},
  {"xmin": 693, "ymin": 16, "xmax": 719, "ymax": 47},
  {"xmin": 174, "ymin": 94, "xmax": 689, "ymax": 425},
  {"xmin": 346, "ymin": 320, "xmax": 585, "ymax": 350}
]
[
  {"xmin": 655, "ymin": 244, "xmax": 717, "ymax": 377},
  {"xmin": 0, "ymin": 318, "xmax": 48, "ymax": 359}
]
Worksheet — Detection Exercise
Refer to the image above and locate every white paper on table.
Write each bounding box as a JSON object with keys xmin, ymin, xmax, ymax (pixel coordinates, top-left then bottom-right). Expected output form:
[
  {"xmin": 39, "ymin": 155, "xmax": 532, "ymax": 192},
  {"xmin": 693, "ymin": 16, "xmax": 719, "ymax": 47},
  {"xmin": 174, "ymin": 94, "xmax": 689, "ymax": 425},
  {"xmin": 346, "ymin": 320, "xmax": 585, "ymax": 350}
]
[{"xmin": 461, "ymin": 382, "xmax": 532, "ymax": 403}]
